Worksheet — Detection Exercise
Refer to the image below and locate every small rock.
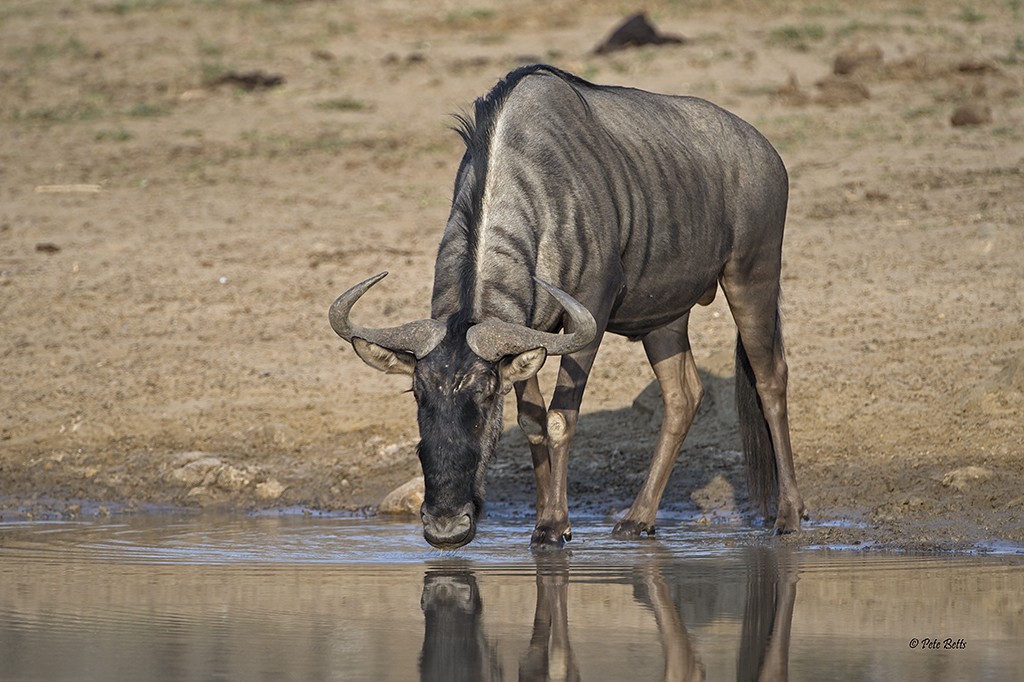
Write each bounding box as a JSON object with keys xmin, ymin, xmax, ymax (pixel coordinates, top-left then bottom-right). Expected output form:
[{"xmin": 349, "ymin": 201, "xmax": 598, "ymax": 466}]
[
  {"xmin": 378, "ymin": 476, "xmax": 425, "ymax": 516},
  {"xmin": 815, "ymin": 75, "xmax": 870, "ymax": 106},
  {"xmin": 951, "ymin": 103, "xmax": 992, "ymax": 127},
  {"xmin": 776, "ymin": 74, "xmax": 811, "ymax": 106},
  {"xmin": 375, "ymin": 440, "xmax": 419, "ymax": 466},
  {"xmin": 216, "ymin": 465, "xmax": 251, "ymax": 492},
  {"xmin": 241, "ymin": 422, "xmax": 289, "ymax": 447},
  {"xmin": 941, "ymin": 466, "xmax": 993, "ymax": 492},
  {"xmin": 833, "ymin": 44, "xmax": 884, "ymax": 76},
  {"xmin": 903, "ymin": 495, "xmax": 926, "ymax": 509},
  {"xmin": 170, "ymin": 451, "xmax": 213, "ymax": 467},
  {"xmin": 384, "ymin": 51, "xmax": 427, "ymax": 65},
  {"xmin": 593, "ymin": 12, "xmax": 685, "ymax": 55},
  {"xmin": 209, "ymin": 70, "xmax": 284, "ymax": 91},
  {"xmin": 170, "ymin": 456, "xmax": 223, "ymax": 487},
  {"xmin": 35, "ymin": 242, "xmax": 61, "ymax": 254},
  {"xmin": 67, "ymin": 419, "xmax": 115, "ymax": 440},
  {"xmin": 957, "ymin": 59, "xmax": 999, "ymax": 74},
  {"xmin": 255, "ymin": 478, "xmax": 286, "ymax": 500},
  {"xmin": 186, "ymin": 485, "xmax": 228, "ymax": 507}
]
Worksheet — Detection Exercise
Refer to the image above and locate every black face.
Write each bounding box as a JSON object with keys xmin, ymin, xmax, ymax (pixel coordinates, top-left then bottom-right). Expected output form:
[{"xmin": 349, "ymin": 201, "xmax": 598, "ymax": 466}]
[{"xmin": 413, "ymin": 340, "xmax": 505, "ymax": 549}]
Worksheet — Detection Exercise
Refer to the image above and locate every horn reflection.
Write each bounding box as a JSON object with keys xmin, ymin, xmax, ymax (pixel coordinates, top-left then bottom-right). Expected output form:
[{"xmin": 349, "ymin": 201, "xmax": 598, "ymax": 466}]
[{"xmin": 418, "ymin": 549, "xmax": 797, "ymax": 682}]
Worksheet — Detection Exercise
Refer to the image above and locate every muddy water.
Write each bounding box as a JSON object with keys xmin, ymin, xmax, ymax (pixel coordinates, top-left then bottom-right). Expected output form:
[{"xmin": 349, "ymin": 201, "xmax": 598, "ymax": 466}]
[{"xmin": 1, "ymin": 516, "xmax": 1021, "ymax": 681}]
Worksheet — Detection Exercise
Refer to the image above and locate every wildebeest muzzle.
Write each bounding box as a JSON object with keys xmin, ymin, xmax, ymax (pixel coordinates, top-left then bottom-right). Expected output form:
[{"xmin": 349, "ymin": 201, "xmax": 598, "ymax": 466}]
[{"xmin": 421, "ymin": 502, "xmax": 477, "ymax": 550}]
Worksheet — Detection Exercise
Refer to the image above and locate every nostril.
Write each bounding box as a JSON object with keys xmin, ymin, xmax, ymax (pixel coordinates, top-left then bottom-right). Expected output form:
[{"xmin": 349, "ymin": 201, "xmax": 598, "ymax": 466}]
[{"xmin": 422, "ymin": 510, "xmax": 476, "ymax": 549}]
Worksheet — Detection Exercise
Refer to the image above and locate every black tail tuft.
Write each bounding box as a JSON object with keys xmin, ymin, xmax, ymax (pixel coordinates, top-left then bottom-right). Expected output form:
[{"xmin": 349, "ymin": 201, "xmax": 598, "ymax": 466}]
[
  {"xmin": 737, "ymin": 548, "xmax": 779, "ymax": 679},
  {"xmin": 735, "ymin": 333, "xmax": 778, "ymax": 519}
]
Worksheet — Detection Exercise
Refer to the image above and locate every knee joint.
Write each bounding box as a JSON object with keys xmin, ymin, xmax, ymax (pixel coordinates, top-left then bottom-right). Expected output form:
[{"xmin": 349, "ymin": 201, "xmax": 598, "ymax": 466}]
[
  {"xmin": 546, "ymin": 412, "xmax": 568, "ymax": 445},
  {"xmin": 518, "ymin": 414, "xmax": 546, "ymax": 445}
]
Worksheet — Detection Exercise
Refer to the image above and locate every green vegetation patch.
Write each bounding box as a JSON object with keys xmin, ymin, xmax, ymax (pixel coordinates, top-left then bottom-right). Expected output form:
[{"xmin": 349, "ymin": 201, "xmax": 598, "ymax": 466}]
[{"xmin": 768, "ymin": 23, "xmax": 826, "ymax": 50}]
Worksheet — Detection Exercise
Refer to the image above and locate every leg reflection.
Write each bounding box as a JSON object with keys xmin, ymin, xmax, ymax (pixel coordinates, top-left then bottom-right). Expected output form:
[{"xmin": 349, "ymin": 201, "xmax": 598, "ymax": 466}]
[
  {"xmin": 419, "ymin": 564, "xmax": 503, "ymax": 682},
  {"xmin": 416, "ymin": 548, "xmax": 796, "ymax": 682},
  {"xmin": 520, "ymin": 556, "xmax": 581, "ymax": 682},
  {"xmin": 738, "ymin": 547, "xmax": 797, "ymax": 682},
  {"xmin": 632, "ymin": 562, "xmax": 706, "ymax": 682}
]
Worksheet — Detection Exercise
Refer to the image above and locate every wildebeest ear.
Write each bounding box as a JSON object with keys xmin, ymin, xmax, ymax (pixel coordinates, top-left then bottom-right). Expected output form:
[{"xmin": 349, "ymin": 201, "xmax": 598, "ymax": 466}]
[
  {"xmin": 352, "ymin": 337, "xmax": 417, "ymax": 376},
  {"xmin": 497, "ymin": 347, "xmax": 547, "ymax": 395}
]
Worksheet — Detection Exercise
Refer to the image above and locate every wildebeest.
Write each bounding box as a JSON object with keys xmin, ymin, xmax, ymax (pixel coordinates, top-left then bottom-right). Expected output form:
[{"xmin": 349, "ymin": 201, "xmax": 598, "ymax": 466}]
[{"xmin": 330, "ymin": 65, "xmax": 806, "ymax": 549}]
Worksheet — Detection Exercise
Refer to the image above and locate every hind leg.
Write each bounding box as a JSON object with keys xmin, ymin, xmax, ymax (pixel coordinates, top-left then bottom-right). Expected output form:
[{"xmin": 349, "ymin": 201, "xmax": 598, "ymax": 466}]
[
  {"xmin": 721, "ymin": 267, "xmax": 805, "ymax": 533},
  {"xmin": 614, "ymin": 315, "xmax": 704, "ymax": 538}
]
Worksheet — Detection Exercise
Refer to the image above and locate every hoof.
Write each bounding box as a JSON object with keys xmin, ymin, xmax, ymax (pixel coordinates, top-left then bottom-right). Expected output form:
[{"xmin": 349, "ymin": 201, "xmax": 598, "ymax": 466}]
[
  {"xmin": 771, "ymin": 510, "xmax": 807, "ymax": 536},
  {"xmin": 530, "ymin": 525, "xmax": 571, "ymax": 551},
  {"xmin": 771, "ymin": 523, "xmax": 797, "ymax": 536},
  {"xmin": 612, "ymin": 519, "xmax": 655, "ymax": 539}
]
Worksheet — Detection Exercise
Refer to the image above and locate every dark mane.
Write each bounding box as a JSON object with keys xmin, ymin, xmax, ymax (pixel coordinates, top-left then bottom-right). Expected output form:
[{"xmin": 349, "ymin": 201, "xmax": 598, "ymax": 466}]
[
  {"xmin": 449, "ymin": 65, "xmax": 593, "ymax": 311},
  {"xmin": 444, "ymin": 306, "xmax": 475, "ymax": 341}
]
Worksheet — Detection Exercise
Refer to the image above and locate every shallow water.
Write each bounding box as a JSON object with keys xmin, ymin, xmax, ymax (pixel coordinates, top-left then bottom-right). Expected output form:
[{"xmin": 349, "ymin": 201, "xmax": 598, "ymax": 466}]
[{"xmin": 1, "ymin": 515, "xmax": 1022, "ymax": 681}]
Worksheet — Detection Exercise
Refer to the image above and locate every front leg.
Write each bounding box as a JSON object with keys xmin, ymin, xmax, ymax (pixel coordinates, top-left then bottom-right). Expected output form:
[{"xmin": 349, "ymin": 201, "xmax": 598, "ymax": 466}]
[
  {"xmin": 515, "ymin": 375, "xmax": 573, "ymax": 549},
  {"xmin": 514, "ymin": 376, "xmax": 552, "ymax": 522},
  {"xmin": 530, "ymin": 408, "xmax": 577, "ymax": 549},
  {"xmin": 531, "ymin": 343, "xmax": 602, "ymax": 550}
]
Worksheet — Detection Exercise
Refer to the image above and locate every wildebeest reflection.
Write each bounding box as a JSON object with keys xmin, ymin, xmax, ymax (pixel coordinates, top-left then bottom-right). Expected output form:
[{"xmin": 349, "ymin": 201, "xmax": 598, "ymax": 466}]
[
  {"xmin": 419, "ymin": 567, "xmax": 502, "ymax": 682},
  {"xmin": 417, "ymin": 550, "xmax": 797, "ymax": 681}
]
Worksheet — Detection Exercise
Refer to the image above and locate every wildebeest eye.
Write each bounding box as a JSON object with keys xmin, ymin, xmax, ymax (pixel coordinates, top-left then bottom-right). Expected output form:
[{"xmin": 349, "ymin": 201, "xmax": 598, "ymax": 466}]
[
  {"xmin": 472, "ymin": 374, "xmax": 498, "ymax": 398},
  {"xmin": 455, "ymin": 373, "xmax": 488, "ymax": 396}
]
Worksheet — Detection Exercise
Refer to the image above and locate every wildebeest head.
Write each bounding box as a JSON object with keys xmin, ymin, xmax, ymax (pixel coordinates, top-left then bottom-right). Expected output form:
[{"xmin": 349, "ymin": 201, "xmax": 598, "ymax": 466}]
[{"xmin": 330, "ymin": 272, "xmax": 595, "ymax": 549}]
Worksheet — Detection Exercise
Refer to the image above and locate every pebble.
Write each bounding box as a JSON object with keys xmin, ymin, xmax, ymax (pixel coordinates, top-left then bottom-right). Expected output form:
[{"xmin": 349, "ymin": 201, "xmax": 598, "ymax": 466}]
[
  {"xmin": 255, "ymin": 478, "xmax": 286, "ymax": 500},
  {"xmin": 378, "ymin": 476, "xmax": 425, "ymax": 516},
  {"xmin": 170, "ymin": 456, "xmax": 223, "ymax": 487},
  {"xmin": 950, "ymin": 103, "xmax": 992, "ymax": 127},
  {"xmin": 833, "ymin": 44, "xmax": 883, "ymax": 76},
  {"xmin": 217, "ymin": 465, "xmax": 251, "ymax": 492},
  {"xmin": 941, "ymin": 466, "xmax": 993, "ymax": 492}
]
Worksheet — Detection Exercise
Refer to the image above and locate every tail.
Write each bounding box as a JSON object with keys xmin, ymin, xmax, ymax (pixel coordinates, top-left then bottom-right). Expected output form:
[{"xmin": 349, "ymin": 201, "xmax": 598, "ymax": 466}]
[
  {"xmin": 737, "ymin": 548, "xmax": 779, "ymax": 681},
  {"xmin": 735, "ymin": 328, "xmax": 779, "ymax": 519}
]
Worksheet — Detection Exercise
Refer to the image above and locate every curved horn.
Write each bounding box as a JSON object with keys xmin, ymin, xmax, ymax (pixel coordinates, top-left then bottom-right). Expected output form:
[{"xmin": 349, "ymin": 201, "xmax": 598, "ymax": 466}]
[
  {"xmin": 466, "ymin": 278, "xmax": 597, "ymax": 362},
  {"xmin": 329, "ymin": 272, "xmax": 446, "ymax": 359}
]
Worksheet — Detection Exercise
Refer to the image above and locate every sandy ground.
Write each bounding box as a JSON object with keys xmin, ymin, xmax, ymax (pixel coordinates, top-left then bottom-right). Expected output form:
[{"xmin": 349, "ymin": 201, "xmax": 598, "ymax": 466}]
[{"xmin": 2, "ymin": 0, "xmax": 1022, "ymax": 551}]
